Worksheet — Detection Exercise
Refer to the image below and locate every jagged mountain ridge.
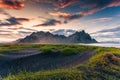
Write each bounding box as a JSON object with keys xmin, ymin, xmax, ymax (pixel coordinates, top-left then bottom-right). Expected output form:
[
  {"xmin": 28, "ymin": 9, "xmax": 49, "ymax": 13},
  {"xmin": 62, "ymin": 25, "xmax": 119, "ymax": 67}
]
[{"xmin": 18, "ymin": 30, "xmax": 97, "ymax": 43}]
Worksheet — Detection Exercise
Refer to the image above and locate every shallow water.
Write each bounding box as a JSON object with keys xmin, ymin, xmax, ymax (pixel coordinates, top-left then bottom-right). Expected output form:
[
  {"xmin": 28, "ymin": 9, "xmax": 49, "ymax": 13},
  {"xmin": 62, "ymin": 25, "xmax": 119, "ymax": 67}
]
[{"xmin": 79, "ymin": 43, "xmax": 120, "ymax": 48}]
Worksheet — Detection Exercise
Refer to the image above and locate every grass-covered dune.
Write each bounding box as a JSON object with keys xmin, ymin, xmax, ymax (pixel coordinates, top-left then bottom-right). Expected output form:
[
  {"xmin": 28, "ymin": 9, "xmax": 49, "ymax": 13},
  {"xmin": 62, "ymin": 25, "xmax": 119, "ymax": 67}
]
[{"xmin": 0, "ymin": 44, "xmax": 120, "ymax": 80}]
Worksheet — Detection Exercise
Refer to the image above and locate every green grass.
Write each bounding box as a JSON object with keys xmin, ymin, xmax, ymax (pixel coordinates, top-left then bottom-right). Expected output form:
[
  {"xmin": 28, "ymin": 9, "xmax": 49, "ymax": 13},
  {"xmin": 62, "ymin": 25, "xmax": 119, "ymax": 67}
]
[
  {"xmin": 0, "ymin": 44, "xmax": 90, "ymax": 56},
  {"xmin": 0, "ymin": 53, "xmax": 4, "ymax": 56},
  {"xmin": 0, "ymin": 44, "xmax": 96, "ymax": 53},
  {"xmin": 40, "ymin": 46, "xmax": 53, "ymax": 55},
  {"xmin": 4, "ymin": 69, "xmax": 82, "ymax": 80},
  {"xmin": 1, "ymin": 44, "xmax": 120, "ymax": 80},
  {"xmin": 61, "ymin": 47, "xmax": 78, "ymax": 56},
  {"xmin": 88, "ymin": 47, "xmax": 120, "ymax": 66}
]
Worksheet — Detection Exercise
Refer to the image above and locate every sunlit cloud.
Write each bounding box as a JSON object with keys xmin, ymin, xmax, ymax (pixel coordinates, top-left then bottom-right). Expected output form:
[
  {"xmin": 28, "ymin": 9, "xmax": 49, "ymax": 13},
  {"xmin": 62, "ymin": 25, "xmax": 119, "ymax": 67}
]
[
  {"xmin": 89, "ymin": 17, "xmax": 112, "ymax": 24},
  {"xmin": 0, "ymin": 0, "xmax": 120, "ymax": 42},
  {"xmin": 0, "ymin": 0, "xmax": 24, "ymax": 9}
]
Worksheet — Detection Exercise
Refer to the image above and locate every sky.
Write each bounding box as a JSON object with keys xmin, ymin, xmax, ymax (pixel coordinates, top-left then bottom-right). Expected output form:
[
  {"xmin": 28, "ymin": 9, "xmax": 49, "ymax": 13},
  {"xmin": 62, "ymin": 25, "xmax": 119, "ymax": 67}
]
[{"xmin": 0, "ymin": 0, "xmax": 120, "ymax": 42}]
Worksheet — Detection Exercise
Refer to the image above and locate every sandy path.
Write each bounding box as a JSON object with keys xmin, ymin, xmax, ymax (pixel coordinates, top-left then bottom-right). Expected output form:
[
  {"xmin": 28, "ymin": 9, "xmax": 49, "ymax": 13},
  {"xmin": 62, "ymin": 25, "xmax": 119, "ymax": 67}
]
[
  {"xmin": 0, "ymin": 49, "xmax": 41, "ymax": 61},
  {"xmin": 0, "ymin": 49, "xmax": 95, "ymax": 77},
  {"xmin": 62, "ymin": 50, "xmax": 95, "ymax": 68}
]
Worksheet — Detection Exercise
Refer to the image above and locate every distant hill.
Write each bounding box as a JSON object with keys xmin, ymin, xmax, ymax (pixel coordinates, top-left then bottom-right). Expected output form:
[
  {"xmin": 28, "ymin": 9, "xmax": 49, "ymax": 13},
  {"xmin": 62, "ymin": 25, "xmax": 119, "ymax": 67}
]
[{"xmin": 18, "ymin": 30, "xmax": 97, "ymax": 43}]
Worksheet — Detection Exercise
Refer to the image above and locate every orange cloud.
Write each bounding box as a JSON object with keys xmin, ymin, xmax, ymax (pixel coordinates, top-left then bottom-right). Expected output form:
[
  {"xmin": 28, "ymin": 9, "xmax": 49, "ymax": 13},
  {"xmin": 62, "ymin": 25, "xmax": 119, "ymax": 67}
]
[
  {"xmin": 0, "ymin": 0, "xmax": 24, "ymax": 9},
  {"xmin": 49, "ymin": 12, "xmax": 71, "ymax": 19},
  {"xmin": 26, "ymin": 0, "xmax": 78, "ymax": 8},
  {"xmin": 108, "ymin": 0, "xmax": 120, "ymax": 7},
  {"xmin": 49, "ymin": 12, "xmax": 83, "ymax": 21},
  {"xmin": 56, "ymin": 0, "xmax": 79, "ymax": 8},
  {"xmin": 80, "ymin": 0, "xmax": 120, "ymax": 16},
  {"xmin": 80, "ymin": 8, "xmax": 101, "ymax": 16}
]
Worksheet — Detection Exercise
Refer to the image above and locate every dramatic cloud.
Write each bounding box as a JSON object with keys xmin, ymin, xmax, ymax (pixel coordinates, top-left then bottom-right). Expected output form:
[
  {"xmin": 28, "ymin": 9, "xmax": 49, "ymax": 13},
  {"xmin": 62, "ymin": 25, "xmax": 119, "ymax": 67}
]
[
  {"xmin": 54, "ymin": 0, "xmax": 79, "ymax": 9},
  {"xmin": 26, "ymin": 0, "xmax": 78, "ymax": 9},
  {"xmin": 49, "ymin": 12, "xmax": 83, "ymax": 25},
  {"xmin": 0, "ymin": 17, "xmax": 30, "ymax": 26},
  {"xmin": 80, "ymin": 0, "xmax": 120, "ymax": 15},
  {"xmin": 0, "ymin": 0, "xmax": 24, "ymax": 9},
  {"xmin": 0, "ymin": 17, "xmax": 20, "ymax": 26},
  {"xmin": 49, "ymin": 12, "xmax": 71, "ymax": 18},
  {"xmin": 49, "ymin": 12, "xmax": 83, "ymax": 21},
  {"xmin": 1, "ymin": 0, "xmax": 120, "ymax": 11},
  {"xmin": 0, "ymin": 0, "xmax": 77, "ymax": 10},
  {"xmin": 34, "ymin": 19, "xmax": 63, "ymax": 27},
  {"xmin": 1, "ymin": 0, "xmax": 119, "ymax": 21},
  {"xmin": 32, "ymin": 0, "xmax": 120, "ymax": 14},
  {"xmin": 49, "ymin": 0, "xmax": 120, "ymax": 24},
  {"xmin": 0, "ymin": 0, "xmax": 120, "ymax": 42}
]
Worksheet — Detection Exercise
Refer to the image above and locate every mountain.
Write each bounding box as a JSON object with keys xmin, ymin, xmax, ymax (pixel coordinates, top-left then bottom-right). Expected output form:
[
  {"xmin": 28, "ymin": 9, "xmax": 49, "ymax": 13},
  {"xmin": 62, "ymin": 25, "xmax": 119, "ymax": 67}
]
[{"xmin": 18, "ymin": 30, "xmax": 97, "ymax": 43}]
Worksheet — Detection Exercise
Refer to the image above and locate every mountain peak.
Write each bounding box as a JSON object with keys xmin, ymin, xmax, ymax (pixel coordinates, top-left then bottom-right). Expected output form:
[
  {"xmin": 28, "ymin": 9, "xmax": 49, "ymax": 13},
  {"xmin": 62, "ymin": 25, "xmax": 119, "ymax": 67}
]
[{"xmin": 18, "ymin": 30, "xmax": 97, "ymax": 43}]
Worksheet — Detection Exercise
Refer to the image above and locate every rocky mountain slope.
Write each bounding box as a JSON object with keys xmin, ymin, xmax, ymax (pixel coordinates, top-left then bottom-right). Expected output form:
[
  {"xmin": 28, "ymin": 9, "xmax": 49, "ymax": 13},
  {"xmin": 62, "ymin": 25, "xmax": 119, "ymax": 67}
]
[{"xmin": 18, "ymin": 30, "xmax": 97, "ymax": 43}]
